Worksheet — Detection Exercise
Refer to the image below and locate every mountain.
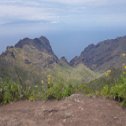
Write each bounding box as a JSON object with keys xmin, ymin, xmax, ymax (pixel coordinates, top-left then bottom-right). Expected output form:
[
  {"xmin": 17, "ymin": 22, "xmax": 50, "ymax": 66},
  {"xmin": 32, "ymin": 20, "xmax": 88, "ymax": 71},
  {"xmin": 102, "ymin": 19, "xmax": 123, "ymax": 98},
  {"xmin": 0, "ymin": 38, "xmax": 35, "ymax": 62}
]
[
  {"xmin": 15, "ymin": 36, "xmax": 56, "ymax": 56},
  {"xmin": 59, "ymin": 56, "xmax": 69, "ymax": 65},
  {"xmin": 0, "ymin": 36, "xmax": 59, "ymax": 85},
  {"xmin": 3, "ymin": 36, "xmax": 58, "ymax": 67},
  {"xmin": 0, "ymin": 36, "xmax": 97, "ymax": 85},
  {"xmin": 70, "ymin": 36, "xmax": 126, "ymax": 72}
]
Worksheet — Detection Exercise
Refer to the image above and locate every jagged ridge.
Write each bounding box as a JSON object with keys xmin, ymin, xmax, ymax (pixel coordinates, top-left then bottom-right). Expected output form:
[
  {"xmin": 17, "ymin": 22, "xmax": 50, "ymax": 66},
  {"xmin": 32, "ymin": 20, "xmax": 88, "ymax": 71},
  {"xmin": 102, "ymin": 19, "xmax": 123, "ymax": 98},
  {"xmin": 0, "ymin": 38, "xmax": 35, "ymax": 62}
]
[
  {"xmin": 70, "ymin": 36, "xmax": 126, "ymax": 72},
  {"xmin": 0, "ymin": 36, "xmax": 96, "ymax": 85}
]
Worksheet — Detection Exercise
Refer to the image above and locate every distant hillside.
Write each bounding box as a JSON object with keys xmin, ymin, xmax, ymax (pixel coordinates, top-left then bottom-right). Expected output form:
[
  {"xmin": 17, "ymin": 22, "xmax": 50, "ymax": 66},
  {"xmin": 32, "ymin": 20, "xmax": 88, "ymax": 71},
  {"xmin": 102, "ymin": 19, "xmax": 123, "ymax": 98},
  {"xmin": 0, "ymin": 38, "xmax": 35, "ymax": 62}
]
[
  {"xmin": 51, "ymin": 63, "xmax": 97, "ymax": 84},
  {"xmin": 70, "ymin": 36, "xmax": 126, "ymax": 72},
  {"xmin": 0, "ymin": 36, "xmax": 96, "ymax": 85}
]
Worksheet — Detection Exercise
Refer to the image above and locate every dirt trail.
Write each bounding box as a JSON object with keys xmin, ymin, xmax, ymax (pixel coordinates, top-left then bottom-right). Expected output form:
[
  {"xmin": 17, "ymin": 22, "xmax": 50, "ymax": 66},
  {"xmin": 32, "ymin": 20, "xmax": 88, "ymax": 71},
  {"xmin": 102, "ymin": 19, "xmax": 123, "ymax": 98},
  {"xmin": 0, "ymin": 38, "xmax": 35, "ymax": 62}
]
[{"xmin": 0, "ymin": 94, "xmax": 126, "ymax": 126}]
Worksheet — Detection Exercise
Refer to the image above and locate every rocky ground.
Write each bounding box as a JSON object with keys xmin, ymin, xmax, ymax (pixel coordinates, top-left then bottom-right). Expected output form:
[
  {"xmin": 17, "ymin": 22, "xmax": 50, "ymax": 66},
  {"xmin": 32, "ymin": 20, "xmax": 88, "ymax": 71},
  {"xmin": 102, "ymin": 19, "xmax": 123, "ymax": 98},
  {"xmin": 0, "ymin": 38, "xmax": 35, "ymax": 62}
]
[{"xmin": 0, "ymin": 94, "xmax": 126, "ymax": 126}]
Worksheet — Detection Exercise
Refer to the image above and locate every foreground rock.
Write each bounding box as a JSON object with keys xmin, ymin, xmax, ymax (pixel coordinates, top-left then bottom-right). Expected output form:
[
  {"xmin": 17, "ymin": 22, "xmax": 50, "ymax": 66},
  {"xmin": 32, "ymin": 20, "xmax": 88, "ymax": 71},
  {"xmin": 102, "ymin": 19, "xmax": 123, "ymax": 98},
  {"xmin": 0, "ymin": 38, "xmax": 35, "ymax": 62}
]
[{"xmin": 0, "ymin": 94, "xmax": 126, "ymax": 126}]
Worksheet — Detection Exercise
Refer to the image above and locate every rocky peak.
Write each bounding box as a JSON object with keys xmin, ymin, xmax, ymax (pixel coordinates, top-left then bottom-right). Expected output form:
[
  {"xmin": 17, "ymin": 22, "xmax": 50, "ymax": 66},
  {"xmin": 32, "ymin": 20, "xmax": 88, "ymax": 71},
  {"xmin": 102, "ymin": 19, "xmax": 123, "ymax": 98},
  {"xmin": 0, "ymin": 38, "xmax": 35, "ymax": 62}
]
[
  {"xmin": 70, "ymin": 56, "xmax": 80, "ymax": 66},
  {"xmin": 15, "ymin": 38, "xmax": 32, "ymax": 48},
  {"xmin": 1, "ymin": 36, "xmax": 59, "ymax": 68},
  {"xmin": 82, "ymin": 44, "xmax": 95, "ymax": 53},
  {"xmin": 15, "ymin": 36, "xmax": 54, "ymax": 55},
  {"xmin": 70, "ymin": 36, "xmax": 126, "ymax": 72},
  {"xmin": 60, "ymin": 56, "xmax": 69, "ymax": 64}
]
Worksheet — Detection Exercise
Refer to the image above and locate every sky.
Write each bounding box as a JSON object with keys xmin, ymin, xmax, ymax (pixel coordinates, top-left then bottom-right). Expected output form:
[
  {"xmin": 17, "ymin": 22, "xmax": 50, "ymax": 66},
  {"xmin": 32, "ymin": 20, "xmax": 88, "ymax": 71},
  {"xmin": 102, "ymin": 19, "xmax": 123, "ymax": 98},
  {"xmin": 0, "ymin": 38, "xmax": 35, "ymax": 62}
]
[{"xmin": 0, "ymin": 0, "xmax": 126, "ymax": 60}]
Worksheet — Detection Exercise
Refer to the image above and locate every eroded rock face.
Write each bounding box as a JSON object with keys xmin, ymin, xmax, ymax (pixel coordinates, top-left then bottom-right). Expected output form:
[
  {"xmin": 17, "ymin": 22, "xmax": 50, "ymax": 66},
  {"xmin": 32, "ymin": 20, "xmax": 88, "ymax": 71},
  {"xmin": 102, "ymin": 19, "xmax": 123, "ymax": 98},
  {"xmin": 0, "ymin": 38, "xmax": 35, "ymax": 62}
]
[
  {"xmin": 15, "ymin": 36, "xmax": 55, "ymax": 55},
  {"xmin": 70, "ymin": 36, "xmax": 126, "ymax": 72}
]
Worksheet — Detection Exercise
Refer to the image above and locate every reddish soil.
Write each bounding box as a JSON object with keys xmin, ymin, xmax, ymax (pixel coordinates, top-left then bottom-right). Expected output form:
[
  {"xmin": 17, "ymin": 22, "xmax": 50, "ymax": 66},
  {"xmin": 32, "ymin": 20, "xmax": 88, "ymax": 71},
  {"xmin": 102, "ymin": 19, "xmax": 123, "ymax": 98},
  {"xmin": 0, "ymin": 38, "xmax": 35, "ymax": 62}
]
[{"xmin": 0, "ymin": 94, "xmax": 126, "ymax": 126}]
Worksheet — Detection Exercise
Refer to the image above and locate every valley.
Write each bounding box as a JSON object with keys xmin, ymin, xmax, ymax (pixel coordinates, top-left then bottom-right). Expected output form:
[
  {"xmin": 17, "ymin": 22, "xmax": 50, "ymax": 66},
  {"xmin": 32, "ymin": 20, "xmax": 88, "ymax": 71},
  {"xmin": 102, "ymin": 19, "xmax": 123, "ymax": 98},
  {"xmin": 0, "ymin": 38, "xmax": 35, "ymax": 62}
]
[{"xmin": 0, "ymin": 35, "xmax": 126, "ymax": 126}]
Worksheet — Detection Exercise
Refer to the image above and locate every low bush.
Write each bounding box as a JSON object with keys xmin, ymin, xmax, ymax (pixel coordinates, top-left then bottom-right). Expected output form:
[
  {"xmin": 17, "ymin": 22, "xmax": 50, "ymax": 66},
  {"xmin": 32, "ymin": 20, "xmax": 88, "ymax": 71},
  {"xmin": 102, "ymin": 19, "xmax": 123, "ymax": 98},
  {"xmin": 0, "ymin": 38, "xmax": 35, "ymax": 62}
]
[
  {"xmin": 1, "ymin": 69, "xmax": 126, "ymax": 108},
  {"xmin": 99, "ymin": 74, "xmax": 126, "ymax": 107},
  {"xmin": 0, "ymin": 80, "xmax": 21, "ymax": 104}
]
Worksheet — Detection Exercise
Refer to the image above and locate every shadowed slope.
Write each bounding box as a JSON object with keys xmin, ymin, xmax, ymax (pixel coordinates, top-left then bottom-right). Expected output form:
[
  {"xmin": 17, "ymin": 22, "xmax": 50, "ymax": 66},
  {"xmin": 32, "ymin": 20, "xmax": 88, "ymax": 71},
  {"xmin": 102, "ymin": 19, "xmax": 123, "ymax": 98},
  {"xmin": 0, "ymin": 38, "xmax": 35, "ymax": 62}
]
[{"xmin": 70, "ymin": 36, "xmax": 126, "ymax": 72}]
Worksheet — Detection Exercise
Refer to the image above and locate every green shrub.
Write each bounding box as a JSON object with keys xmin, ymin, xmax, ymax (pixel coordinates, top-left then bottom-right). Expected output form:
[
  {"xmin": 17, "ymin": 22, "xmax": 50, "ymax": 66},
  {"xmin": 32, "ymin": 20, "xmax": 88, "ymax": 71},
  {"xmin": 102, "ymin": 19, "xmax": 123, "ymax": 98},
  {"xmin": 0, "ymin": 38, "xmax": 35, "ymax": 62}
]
[
  {"xmin": 77, "ymin": 84, "xmax": 94, "ymax": 94},
  {"xmin": 62, "ymin": 84, "xmax": 75, "ymax": 97},
  {"xmin": 1, "ymin": 69, "xmax": 126, "ymax": 107},
  {"xmin": 110, "ymin": 79, "xmax": 126, "ymax": 103},
  {"xmin": 100, "ymin": 85, "xmax": 110, "ymax": 97},
  {"xmin": 0, "ymin": 80, "xmax": 21, "ymax": 104},
  {"xmin": 45, "ymin": 83, "xmax": 77, "ymax": 100},
  {"xmin": 45, "ymin": 83, "xmax": 63, "ymax": 100},
  {"xmin": 3, "ymin": 90, "xmax": 12, "ymax": 104},
  {"xmin": 98, "ymin": 74, "xmax": 126, "ymax": 107}
]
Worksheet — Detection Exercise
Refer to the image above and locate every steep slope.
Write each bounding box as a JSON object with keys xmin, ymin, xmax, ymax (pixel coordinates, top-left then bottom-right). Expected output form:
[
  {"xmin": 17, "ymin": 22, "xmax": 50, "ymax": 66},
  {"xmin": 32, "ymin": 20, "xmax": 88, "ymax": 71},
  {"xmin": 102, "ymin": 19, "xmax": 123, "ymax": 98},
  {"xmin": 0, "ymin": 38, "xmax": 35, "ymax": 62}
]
[
  {"xmin": 0, "ymin": 36, "xmax": 58, "ymax": 85},
  {"xmin": 0, "ymin": 36, "xmax": 97, "ymax": 85},
  {"xmin": 70, "ymin": 36, "xmax": 126, "ymax": 72},
  {"xmin": 51, "ymin": 63, "xmax": 97, "ymax": 84}
]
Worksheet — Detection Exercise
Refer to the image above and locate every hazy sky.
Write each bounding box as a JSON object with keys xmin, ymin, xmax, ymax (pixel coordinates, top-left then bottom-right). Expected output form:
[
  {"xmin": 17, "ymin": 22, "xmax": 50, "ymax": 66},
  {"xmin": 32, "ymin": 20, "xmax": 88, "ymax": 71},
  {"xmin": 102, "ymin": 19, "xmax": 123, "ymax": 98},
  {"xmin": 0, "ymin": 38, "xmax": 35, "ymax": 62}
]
[{"xmin": 0, "ymin": 0, "xmax": 126, "ymax": 60}]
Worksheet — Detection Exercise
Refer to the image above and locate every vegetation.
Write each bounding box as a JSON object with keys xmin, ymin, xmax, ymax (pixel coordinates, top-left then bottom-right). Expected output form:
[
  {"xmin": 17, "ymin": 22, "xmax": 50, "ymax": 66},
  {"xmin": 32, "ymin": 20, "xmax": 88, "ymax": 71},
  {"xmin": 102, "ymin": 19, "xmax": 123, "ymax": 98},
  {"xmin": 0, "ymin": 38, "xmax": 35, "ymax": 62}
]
[
  {"xmin": 99, "ymin": 74, "xmax": 126, "ymax": 107},
  {"xmin": 0, "ymin": 79, "xmax": 21, "ymax": 104},
  {"xmin": 0, "ymin": 65, "xmax": 126, "ymax": 108},
  {"xmin": 88, "ymin": 68, "xmax": 126, "ymax": 107},
  {"xmin": 0, "ymin": 76, "xmax": 92, "ymax": 104}
]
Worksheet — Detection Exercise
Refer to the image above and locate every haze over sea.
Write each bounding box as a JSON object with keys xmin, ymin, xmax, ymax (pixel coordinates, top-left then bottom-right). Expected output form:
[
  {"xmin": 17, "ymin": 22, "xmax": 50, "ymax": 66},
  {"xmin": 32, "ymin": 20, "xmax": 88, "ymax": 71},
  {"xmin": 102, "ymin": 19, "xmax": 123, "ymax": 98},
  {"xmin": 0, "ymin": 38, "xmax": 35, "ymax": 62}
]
[{"xmin": 0, "ymin": 0, "xmax": 126, "ymax": 59}]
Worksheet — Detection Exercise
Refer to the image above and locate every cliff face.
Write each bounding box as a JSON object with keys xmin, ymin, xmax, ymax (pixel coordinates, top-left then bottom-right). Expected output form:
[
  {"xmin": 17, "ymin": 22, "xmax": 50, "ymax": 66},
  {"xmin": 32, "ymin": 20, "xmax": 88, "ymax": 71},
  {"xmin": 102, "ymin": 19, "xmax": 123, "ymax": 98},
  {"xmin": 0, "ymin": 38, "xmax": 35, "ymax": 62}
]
[{"xmin": 70, "ymin": 36, "xmax": 126, "ymax": 72}]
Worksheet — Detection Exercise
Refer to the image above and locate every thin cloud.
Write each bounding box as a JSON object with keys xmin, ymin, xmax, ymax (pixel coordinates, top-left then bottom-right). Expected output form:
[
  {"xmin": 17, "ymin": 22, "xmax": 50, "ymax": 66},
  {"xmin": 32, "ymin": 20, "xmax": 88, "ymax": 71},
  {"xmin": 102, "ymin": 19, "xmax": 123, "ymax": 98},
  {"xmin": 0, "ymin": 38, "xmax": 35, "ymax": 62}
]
[
  {"xmin": 0, "ymin": 0, "xmax": 126, "ymax": 27},
  {"xmin": 46, "ymin": 0, "xmax": 107, "ymax": 5},
  {"xmin": 47, "ymin": 0, "xmax": 126, "ymax": 6},
  {"xmin": 0, "ymin": 2, "xmax": 60, "ymax": 25}
]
